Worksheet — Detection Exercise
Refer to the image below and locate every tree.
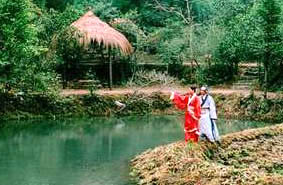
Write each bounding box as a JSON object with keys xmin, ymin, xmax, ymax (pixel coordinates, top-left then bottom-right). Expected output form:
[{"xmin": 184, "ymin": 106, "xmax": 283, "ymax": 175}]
[
  {"xmin": 0, "ymin": 0, "xmax": 39, "ymax": 82},
  {"xmin": 0, "ymin": 0, "xmax": 58, "ymax": 92},
  {"xmin": 217, "ymin": 0, "xmax": 283, "ymax": 95},
  {"xmin": 257, "ymin": 0, "xmax": 282, "ymax": 97}
]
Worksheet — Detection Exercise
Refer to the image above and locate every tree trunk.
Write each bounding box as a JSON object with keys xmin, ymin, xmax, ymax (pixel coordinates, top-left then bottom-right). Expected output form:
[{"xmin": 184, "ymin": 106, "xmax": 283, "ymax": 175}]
[
  {"xmin": 166, "ymin": 63, "xmax": 169, "ymax": 74},
  {"xmin": 109, "ymin": 50, "xmax": 113, "ymax": 90},
  {"xmin": 258, "ymin": 61, "xmax": 261, "ymax": 83},
  {"xmin": 264, "ymin": 62, "xmax": 268, "ymax": 99}
]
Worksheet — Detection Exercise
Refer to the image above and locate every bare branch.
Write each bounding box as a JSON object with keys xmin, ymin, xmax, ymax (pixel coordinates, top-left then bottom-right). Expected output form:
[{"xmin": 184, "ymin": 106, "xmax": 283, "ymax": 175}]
[
  {"xmin": 152, "ymin": 0, "xmax": 192, "ymax": 25},
  {"xmin": 185, "ymin": 0, "xmax": 192, "ymax": 23}
]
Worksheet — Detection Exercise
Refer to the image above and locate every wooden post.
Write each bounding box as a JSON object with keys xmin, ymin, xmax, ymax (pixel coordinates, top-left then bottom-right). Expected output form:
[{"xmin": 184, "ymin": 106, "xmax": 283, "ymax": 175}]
[
  {"xmin": 63, "ymin": 62, "xmax": 67, "ymax": 89},
  {"xmin": 109, "ymin": 49, "xmax": 113, "ymax": 90},
  {"xmin": 121, "ymin": 60, "xmax": 125, "ymax": 83}
]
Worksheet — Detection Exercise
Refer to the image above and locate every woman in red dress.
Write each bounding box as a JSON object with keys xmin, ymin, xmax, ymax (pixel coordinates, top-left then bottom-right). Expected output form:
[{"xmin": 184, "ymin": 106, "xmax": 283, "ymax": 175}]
[{"xmin": 170, "ymin": 86, "xmax": 201, "ymax": 143}]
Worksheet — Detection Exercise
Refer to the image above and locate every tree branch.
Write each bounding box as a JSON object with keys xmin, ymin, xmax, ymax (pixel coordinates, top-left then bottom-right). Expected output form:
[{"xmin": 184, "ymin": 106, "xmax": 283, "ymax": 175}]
[{"xmin": 152, "ymin": 0, "xmax": 192, "ymax": 25}]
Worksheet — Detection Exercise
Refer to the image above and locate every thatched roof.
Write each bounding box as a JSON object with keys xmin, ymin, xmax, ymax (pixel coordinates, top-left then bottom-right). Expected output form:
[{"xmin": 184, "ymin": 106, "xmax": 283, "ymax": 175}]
[{"xmin": 71, "ymin": 11, "xmax": 133, "ymax": 55}]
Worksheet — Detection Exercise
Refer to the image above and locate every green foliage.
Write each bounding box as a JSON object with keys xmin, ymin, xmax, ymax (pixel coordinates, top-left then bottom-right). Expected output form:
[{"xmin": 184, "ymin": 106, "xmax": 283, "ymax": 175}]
[
  {"xmin": 158, "ymin": 36, "xmax": 186, "ymax": 65},
  {"xmin": 111, "ymin": 10, "xmax": 147, "ymax": 51},
  {"xmin": 112, "ymin": 0, "xmax": 142, "ymax": 13},
  {"xmin": 216, "ymin": 14, "xmax": 253, "ymax": 74},
  {"xmin": 257, "ymin": 0, "xmax": 283, "ymax": 90},
  {"xmin": 0, "ymin": 0, "xmax": 38, "ymax": 67},
  {"xmin": 1, "ymin": 0, "xmax": 283, "ymax": 92},
  {"xmin": 55, "ymin": 27, "xmax": 83, "ymax": 64},
  {"xmin": 196, "ymin": 63, "xmax": 234, "ymax": 85},
  {"xmin": 144, "ymin": 21, "xmax": 187, "ymax": 64},
  {"xmin": 217, "ymin": 0, "xmax": 283, "ymax": 89},
  {"xmin": 86, "ymin": 70, "xmax": 102, "ymax": 95},
  {"xmin": 212, "ymin": 0, "xmax": 255, "ymax": 24},
  {"xmin": 45, "ymin": 0, "xmax": 75, "ymax": 10},
  {"xmin": 77, "ymin": 0, "xmax": 121, "ymax": 21},
  {"xmin": 0, "ymin": 0, "xmax": 59, "ymax": 92},
  {"xmin": 35, "ymin": 5, "xmax": 83, "ymax": 85},
  {"xmin": 137, "ymin": 2, "xmax": 177, "ymax": 29},
  {"xmin": 33, "ymin": 0, "xmax": 47, "ymax": 9},
  {"xmin": 37, "ymin": 5, "xmax": 82, "ymax": 45}
]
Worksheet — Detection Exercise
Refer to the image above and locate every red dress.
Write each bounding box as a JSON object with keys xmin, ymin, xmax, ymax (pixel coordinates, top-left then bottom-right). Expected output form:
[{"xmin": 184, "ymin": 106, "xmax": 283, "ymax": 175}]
[{"xmin": 171, "ymin": 93, "xmax": 201, "ymax": 143}]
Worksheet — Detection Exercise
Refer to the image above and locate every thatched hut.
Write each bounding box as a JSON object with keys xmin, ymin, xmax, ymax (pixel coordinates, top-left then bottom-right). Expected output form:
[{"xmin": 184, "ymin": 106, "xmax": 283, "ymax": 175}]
[{"xmin": 71, "ymin": 11, "xmax": 133, "ymax": 89}]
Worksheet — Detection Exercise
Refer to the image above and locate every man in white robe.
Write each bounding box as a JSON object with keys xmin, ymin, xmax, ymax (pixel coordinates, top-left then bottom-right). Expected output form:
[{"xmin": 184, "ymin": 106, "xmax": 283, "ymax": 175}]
[{"xmin": 199, "ymin": 86, "xmax": 220, "ymax": 142}]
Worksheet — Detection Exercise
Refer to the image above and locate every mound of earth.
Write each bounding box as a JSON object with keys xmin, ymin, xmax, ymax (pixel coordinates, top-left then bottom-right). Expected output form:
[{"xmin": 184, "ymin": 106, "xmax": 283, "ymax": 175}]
[{"xmin": 130, "ymin": 124, "xmax": 283, "ymax": 185}]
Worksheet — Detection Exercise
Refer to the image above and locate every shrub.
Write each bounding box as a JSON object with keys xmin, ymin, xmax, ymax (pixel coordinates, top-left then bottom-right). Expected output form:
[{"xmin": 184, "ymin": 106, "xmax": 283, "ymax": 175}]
[
  {"xmin": 196, "ymin": 63, "xmax": 234, "ymax": 85},
  {"xmin": 127, "ymin": 70, "xmax": 178, "ymax": 87}
]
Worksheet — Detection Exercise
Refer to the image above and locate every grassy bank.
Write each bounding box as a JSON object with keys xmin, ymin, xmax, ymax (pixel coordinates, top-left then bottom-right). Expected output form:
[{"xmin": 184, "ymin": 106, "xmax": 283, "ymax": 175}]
[
  {"xmin": 0, "ymin": 91, "xmax": 171, "ymax": 121},
  {"xmin": 0, "ymin": 91, "xmax": 282, "ymax": 123},
  {"xmin": 130, "ymin": 123, "xmax": 283, "ymax": 185},
  {"xmin": 213, "ymin": 92, "xmax": 283, "ymax": 123}
]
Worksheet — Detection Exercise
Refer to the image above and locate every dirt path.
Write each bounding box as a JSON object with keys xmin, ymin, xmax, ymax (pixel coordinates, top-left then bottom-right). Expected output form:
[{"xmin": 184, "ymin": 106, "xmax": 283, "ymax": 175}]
[{"xmin": 61, "ymin": 85, "xmax": 282, "ymax": 99}]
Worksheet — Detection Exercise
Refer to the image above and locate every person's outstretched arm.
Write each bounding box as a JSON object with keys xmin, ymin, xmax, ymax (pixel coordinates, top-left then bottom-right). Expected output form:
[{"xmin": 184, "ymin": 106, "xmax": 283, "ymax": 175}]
[{"xmin": 170, "ymin": 92, "xmax": 188, "ymax": 110}]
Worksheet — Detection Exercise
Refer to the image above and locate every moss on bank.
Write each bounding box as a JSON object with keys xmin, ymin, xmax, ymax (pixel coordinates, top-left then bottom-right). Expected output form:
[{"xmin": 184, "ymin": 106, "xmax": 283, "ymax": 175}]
[
  {"xmin": 0, "ymin": 91, "xmax": 282, "ymax": 122},
  {"xmin": 130, "ymin": 124, "xmax": 283, "ymax": 185}
]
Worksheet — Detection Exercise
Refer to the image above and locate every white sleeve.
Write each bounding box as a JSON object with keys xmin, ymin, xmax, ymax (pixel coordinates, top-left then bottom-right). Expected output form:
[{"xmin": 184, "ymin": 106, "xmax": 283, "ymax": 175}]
[
  {"xmin": 209, "ymin": 96, "xmax": 217, "ymax": 120},
  {"xmin": 170, "ymin": 92, "xmax": 175, "ymax": 100}
]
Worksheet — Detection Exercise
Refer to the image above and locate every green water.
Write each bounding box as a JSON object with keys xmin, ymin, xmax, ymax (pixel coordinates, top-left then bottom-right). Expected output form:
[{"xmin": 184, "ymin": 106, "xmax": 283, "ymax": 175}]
[{"xmin": 0, "ymin": 116, "xmax": 271, "ymax": 185}]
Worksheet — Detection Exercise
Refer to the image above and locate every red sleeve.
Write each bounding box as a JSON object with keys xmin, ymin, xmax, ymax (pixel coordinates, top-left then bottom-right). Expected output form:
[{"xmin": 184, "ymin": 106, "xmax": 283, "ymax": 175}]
[
  {"xmin": 172, "ymin": 93, "xmax": 188, "ymax": 110},
  {"xmin": 194, "ymin": 97, "xmax": 201, "ymax": 119}
]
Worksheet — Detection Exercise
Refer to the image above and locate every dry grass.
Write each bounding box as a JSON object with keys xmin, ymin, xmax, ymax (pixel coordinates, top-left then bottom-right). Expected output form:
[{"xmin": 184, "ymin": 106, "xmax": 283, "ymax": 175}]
[
  {"xmin": 127, "ymin": 70, "xmax": 179, "ymax": 87},
  {"xmin": 131, "ymin": 124, "xmax": 283, "ymax": 185},
  {"xmin": 71, "ymin": 11, "xmax": 133, "ymax": 55}
]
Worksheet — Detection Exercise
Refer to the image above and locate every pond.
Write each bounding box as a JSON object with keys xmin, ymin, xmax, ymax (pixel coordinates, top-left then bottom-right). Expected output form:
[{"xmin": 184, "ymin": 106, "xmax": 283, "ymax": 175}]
[{"xmin": 0, "ymin": 116, "xmax": 272, "ymax": 185}]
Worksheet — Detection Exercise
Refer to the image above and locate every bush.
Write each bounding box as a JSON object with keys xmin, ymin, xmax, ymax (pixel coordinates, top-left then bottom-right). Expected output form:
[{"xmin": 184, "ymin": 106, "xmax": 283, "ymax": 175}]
[
  {"xmin": 127, "ymin": 70, "xmax": 178, "ymax": 87},
  {"xmin": 196, "ymin": 63, "xmax": 234, "ymax": 85}
]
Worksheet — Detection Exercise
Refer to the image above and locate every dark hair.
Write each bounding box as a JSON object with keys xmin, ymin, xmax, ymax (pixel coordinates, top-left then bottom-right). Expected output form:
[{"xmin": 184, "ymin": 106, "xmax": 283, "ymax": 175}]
[{"xmin": 190, "ymin": 86, "xmax": 197, "ymax": 93}]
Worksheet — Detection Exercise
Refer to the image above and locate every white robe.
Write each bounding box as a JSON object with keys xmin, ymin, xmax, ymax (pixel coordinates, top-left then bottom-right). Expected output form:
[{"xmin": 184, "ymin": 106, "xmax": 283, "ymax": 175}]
[{"xmin": 199, "ymin": 94, "xmax": 220, "ymax": 142}]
